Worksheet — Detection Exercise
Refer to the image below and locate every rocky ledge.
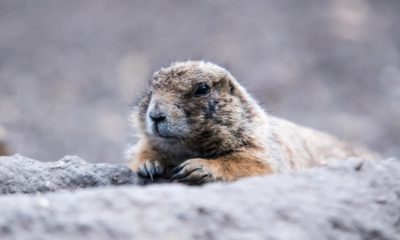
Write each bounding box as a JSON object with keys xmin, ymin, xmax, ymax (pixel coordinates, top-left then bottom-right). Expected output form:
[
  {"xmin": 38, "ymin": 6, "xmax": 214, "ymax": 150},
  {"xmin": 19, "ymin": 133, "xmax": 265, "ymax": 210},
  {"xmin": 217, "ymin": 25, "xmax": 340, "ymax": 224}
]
[
  {"xmin": 0, "ymin": 155, "xmax": 138, "ymax": 194},
  {"xmin": 0, "ymin": 155, "xmax": 399, "ymax": 240}
]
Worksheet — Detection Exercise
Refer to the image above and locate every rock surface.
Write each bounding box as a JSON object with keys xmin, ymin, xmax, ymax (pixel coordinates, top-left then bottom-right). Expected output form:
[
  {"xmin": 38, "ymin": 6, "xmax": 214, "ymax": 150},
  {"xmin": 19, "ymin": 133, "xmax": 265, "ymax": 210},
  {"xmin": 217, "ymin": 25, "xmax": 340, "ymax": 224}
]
[
  {"xmin": 0, "ymin": 155, "xmax": 138, "ymax": 194},
  {"xmin": 0, "ymin": 155, "xmax": 399, "ymax": 240}
]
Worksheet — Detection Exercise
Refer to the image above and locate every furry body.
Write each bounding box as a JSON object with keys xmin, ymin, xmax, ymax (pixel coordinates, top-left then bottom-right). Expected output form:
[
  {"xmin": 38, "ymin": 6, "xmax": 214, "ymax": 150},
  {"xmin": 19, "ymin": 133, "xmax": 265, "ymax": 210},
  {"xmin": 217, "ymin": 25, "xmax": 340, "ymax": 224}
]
[{"xmin": 127, "ymin": 61, "xmax": 376, "ymax": 184}]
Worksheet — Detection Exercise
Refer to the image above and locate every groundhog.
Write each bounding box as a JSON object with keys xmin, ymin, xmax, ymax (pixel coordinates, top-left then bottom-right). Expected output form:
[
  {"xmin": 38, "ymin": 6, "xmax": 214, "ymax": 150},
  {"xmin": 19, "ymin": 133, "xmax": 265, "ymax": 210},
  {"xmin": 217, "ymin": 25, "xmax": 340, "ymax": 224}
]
[{"xmin": 127, "ymin": 61, "xmax": 378, "ymax": 184}]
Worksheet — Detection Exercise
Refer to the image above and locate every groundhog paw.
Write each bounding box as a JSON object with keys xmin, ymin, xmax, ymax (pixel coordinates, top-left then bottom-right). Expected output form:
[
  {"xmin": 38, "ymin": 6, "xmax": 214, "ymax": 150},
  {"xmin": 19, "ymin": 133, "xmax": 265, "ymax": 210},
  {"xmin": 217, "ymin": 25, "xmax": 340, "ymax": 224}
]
[
  {"xmin": 170, "ymin": 159, "xmax": 215, "ymax": 185},
  {"xmin": 137, "ymin": 160, "xmax": 164, "ymax": 181}
]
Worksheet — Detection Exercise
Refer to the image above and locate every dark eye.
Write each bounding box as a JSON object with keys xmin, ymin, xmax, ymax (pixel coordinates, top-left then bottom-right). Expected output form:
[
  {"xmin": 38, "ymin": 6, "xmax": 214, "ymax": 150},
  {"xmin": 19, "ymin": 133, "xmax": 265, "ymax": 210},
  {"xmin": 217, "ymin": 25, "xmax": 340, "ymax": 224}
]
[{"xmin": 194, "ymin": 83, "xmax": 210, "ymax": 96}]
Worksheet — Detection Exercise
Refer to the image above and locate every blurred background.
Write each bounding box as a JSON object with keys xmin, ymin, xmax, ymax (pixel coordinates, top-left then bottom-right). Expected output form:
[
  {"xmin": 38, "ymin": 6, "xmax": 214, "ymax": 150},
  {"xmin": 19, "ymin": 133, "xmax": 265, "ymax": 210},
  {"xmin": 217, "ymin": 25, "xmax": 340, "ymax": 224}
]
[{"xmin": 0, "ymin": 0, "xmax": 399, "ymax": 163}]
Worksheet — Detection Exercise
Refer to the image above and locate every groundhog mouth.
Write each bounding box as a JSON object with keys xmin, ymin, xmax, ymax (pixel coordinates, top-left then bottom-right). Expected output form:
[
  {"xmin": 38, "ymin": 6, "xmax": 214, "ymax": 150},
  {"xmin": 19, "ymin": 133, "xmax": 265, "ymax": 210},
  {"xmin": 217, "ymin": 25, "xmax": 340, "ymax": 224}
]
[{"xmin": 152, "ymin": 121, "xmax": 179, "ymax": 140}]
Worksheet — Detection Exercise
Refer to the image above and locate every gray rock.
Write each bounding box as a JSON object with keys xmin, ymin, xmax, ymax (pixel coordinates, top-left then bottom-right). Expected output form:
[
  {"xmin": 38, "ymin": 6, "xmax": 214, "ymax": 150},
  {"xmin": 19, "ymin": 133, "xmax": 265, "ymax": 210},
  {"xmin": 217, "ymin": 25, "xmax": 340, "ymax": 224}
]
[
  {"xmin": 0, "ymin": 157, "xmax": 399, "ymax": 240},
  {"xmin": 0, "ymin": 155, "xmax": 138, "ymax": 194}
]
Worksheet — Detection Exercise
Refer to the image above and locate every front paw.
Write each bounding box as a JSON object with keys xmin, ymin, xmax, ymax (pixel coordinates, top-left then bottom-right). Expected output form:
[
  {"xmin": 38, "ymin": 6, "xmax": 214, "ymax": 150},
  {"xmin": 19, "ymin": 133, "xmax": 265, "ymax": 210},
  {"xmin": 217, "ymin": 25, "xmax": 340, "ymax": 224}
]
[
  {"xmin": 137, "ymin": 160, "xmax": 164, "ymax": 181},
  {"xmin": 170, "ymin": 159, "xmax": 215, "ymax": 185}
]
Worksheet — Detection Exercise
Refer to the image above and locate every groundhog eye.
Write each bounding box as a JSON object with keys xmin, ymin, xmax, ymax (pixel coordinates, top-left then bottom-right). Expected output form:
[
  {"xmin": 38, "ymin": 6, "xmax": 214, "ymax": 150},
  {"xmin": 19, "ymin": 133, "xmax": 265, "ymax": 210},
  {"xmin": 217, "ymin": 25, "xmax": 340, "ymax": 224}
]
[{"xmin": 194, "ymin": 83, "xmax": 210, "ymax": 96}]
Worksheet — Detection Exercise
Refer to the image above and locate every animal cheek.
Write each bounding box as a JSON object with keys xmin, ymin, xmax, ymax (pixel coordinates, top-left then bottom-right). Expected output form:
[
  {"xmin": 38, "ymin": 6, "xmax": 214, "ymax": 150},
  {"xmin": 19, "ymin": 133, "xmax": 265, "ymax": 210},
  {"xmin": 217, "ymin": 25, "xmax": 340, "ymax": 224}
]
[
  {"xmin": 169, "ymin": 105, "xmax": 186, "ymax": 118},
  {"xmin": 169, "ymin": 111, "xmax": 180, "ymax": 120},
  {"xmin": 166, "ymin": 108, "xmax": 186, "ymax": 126}
]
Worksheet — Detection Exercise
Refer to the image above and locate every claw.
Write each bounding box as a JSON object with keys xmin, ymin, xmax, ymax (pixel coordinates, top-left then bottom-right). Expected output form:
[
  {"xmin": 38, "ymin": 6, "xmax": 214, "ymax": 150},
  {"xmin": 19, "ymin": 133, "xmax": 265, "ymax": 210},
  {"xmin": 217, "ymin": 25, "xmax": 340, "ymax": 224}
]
[
  {"xmin": 178, "ymin": 173, "xmax": 207, "ymax": 184},
  {"xmin": 170, "ymin": 165, "xmax": 183, "ymax": 175},
  {"xmin": 145, "ymin": 165, "xmax": 154, "ymax": 182},
  {"xmin": 138, "ymin": 165, "xmax": 147, "ymax": 177},
  {"xmin": 170, "ymin": 160, "xmax": 193, "ymax": 175},
  {"xmin": 155, "ymin": 165, "xmax": 164, "ymax": 175},
  {"xmin": 146, "ymin": 161, "xmax": 157, "ymax": 181},
  {"xmin": 137, "ymin": 160, "xmax": 164, "ymax": 181},
  {"xmin": 170, "ymin": 167, "xmax": 203, "ymax": 181},
  {"xmin": 170, "ymin": 171, "xmax": 185, "ymax": 181}
]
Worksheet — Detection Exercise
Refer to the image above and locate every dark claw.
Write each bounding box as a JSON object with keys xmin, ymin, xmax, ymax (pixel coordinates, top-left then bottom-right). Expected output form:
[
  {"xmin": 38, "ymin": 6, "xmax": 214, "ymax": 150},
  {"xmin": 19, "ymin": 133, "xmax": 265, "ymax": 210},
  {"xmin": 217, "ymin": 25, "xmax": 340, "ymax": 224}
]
[
  {"xmin": 170, "ymin": 171, "xmax": 185, "ymax": 181},
  {"xmin": 138, "ymin": 165, "xmax": 147, "ymax": 177},
  {"xmin": 178, "ymin": 173, "xmax": 208, "ymax": 184},
  {"xmin": 144, "ymin": 164, "xmax": 154, "ymax": 181},
  {"xmin": 170, "ymin": 167, "xmax": 203, "ymax": 181},
  {"xmin": 170, "ymin": 165, "xmax": 183, "ymax": 175},
  {"xmin": 147, "ymin": 162, "xmax": 156, "ymax": 181},
  {"xmin": 155, "ymin": 165, "xmax": 164, "ymax": 175},
  {"xmin": 171, "ymin": 160, "xmax": 193, "ymax": 175},
  {"xmin": 149, "ymin": 164, "xmax": 155, "ymax": 176},
  {"xmin": 137, "ymin": 160, "xmax": 166, "ymax": 181}
]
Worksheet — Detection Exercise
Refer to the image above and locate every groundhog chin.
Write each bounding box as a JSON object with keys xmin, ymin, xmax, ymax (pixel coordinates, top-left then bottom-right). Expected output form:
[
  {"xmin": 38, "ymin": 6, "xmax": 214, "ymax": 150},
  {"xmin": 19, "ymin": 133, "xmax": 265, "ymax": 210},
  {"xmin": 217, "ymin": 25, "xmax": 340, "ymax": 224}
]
[{"xmin": 151, "ymin": 122, "xmax": 175, "ymax": 139}]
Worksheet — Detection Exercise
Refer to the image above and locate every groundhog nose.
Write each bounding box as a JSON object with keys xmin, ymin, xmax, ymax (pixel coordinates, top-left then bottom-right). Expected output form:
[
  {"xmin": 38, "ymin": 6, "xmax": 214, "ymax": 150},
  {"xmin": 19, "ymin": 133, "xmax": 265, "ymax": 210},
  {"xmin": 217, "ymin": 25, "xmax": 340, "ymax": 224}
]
[{"xmin": 149, "ymin": 111, "xmax": 167, "ymax": 123}]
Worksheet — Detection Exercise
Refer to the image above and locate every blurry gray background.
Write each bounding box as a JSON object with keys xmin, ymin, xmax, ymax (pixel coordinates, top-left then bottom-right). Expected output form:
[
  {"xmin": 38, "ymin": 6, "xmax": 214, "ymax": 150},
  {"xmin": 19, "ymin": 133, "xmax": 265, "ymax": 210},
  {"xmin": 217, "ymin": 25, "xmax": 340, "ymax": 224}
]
[{"xmin": 0, "ymin": 0, "xmax": 399, "ymax": 163}]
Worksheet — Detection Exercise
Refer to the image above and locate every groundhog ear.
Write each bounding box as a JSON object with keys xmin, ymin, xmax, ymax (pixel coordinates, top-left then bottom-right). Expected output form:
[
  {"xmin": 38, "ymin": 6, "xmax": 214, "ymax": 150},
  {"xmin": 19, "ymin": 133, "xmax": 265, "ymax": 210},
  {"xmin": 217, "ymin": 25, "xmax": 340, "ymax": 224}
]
[{"xmin": 217, "ymin": 74, "xmax": 237, "ymax": 95}]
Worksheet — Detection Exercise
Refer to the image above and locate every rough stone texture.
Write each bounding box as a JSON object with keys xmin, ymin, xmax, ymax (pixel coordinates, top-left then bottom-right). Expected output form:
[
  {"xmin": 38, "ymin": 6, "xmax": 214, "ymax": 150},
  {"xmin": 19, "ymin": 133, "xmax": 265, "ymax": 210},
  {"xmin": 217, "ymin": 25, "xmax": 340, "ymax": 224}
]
[
  {"xmin": 0, "ymin": 156, "xmax": 398, "ymax": 240},
  {"xmin": 0, "ymin": 155, "xmax": 137, "ymax": 194}
]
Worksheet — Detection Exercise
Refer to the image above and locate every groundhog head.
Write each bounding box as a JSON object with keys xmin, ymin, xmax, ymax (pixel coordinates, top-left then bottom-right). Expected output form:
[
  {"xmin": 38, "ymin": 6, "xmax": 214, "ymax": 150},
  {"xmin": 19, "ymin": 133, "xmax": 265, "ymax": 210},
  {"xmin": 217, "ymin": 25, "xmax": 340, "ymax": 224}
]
[{"xmin": 135, "ymin": 61, "xmax": 254, "ymax": 156}]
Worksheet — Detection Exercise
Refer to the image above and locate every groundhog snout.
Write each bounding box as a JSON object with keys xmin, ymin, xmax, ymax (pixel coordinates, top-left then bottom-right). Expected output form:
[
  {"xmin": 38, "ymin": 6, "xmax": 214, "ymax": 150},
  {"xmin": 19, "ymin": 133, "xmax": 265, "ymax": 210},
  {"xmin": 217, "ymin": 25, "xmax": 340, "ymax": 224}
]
[
  {"xmin": 148, "ymin": 107, "xmax": 169, "ymax": 137},
  {"xmin": 149, "ymin": 110, "xmax": 167, "ymax": 123},
  {"xmin": 146, "ymin": 100, "xmax": 188, "ymax": 139}
]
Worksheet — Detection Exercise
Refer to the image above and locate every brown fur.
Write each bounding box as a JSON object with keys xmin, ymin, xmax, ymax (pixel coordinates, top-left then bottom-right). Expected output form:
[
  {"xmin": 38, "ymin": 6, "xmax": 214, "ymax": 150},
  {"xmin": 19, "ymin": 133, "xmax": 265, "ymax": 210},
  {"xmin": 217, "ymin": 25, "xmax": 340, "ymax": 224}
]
[{"xmin": 127, "ymin": 61, "xmax": 378, "ymax": 184}]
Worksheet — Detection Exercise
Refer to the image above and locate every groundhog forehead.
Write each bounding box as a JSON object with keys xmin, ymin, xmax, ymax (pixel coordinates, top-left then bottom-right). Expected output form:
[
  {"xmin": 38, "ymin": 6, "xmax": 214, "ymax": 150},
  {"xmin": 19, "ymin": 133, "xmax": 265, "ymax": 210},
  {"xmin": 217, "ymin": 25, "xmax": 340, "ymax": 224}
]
[{"xmin": 150, "ymin": 61, "xmax": 229, "ymax": 91}]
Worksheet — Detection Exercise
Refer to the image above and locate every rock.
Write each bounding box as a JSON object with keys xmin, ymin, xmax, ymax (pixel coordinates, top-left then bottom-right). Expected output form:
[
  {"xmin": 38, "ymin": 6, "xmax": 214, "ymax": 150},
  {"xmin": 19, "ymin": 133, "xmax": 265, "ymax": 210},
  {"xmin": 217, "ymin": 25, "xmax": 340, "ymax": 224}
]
[
  {"xmin": 0, "ymin": 155, "xmax": 138, "ymax": 194},
  {"xmin": 0, "ymin": 157, "xmax": 399, "ymax": 239}
]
